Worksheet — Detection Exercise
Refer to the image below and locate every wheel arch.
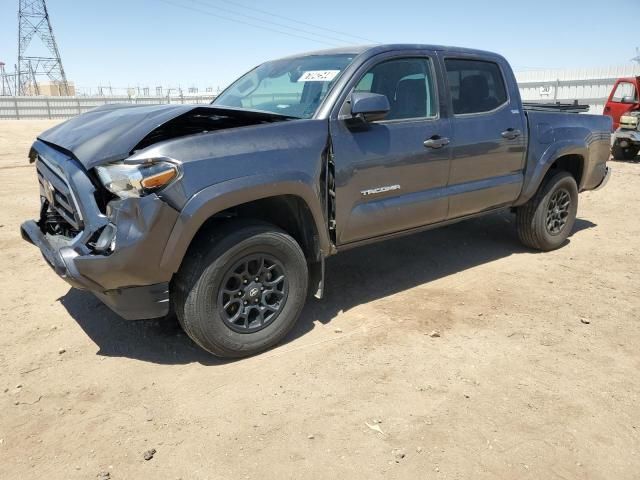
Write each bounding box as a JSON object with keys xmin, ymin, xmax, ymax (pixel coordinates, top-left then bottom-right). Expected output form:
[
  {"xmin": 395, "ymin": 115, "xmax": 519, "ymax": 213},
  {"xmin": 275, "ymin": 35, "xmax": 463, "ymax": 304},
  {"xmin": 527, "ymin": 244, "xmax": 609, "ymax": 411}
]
[
  {"xmin": 160, "ymin": 174, "xmax": 331, "ymax": 275},
  {"xmin": 546, "ymin": 153, "xmax": 584, "ymax": 187},
  {"xmin": 515, "ymin": 140, "xmax": 587, "ymax": 205}
]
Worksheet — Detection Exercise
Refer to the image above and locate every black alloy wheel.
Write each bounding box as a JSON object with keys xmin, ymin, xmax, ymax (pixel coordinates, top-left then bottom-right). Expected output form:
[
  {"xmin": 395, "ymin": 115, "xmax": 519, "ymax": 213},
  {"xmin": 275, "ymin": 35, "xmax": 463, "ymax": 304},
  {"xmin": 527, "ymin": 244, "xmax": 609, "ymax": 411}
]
[
  {"xmin": 545, "ymin": 188, "xmax": 571, "ymax": 235},
  {"xmin": 218, "ymin": 254, "xmax": 288, "ymax": 333}
]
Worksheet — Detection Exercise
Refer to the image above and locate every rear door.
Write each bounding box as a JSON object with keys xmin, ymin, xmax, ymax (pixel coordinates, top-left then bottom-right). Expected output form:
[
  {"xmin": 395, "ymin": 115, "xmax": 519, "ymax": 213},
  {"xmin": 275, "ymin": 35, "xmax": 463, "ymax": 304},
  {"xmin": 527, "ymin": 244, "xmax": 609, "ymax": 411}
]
[
  {"xmin": 329, "ymin": 51, "xmax": 452, "ymax": 245},
  {"xmin": 443, "ymin": 56, "xmax": 527, "ymax": 219}
]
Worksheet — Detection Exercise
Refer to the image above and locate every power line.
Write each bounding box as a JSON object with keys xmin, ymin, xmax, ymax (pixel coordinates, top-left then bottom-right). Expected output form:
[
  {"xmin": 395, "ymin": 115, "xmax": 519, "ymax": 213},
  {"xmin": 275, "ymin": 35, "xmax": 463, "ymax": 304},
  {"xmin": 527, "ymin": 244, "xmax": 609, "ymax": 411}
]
[
  {"xmin": 206, "ymin": 0, "xmax": 377, "ymax": 44},
  {"xmin": 187, "ymin": 0, "xmax": 353, "ymax": 45},
  {"xmin": 158, "ymin": 0, "xmax": 343, "ymax": 47}
]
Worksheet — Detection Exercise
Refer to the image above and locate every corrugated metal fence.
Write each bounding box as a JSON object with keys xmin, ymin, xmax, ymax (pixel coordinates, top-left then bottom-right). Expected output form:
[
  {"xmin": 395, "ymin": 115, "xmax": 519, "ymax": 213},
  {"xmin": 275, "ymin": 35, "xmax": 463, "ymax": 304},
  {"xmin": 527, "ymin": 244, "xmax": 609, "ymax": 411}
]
[
  {"xmin": 516, "ymin": 64, "xmax": 640, "ymax": 115},
  {"xmin": 1, "ymin": 64, "xmax": 639, "ymax": 119},
  {"xmin": 0, "ymin": 95, "xmax": 216, "ymax": 120}
]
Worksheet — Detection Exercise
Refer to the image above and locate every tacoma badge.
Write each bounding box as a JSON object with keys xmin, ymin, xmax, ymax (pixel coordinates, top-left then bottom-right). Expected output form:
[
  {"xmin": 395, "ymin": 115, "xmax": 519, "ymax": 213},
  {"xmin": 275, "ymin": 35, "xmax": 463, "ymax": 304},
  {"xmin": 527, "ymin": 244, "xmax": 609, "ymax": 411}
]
[{"xmin": 360, "ymin": 185, "xmax": 401, "ymax": 196}]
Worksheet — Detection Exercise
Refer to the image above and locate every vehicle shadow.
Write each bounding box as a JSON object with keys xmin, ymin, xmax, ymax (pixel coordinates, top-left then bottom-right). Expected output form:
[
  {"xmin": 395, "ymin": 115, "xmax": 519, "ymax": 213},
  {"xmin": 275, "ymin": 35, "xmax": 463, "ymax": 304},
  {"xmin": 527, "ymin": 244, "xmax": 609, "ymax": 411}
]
[
  {"xmin": 288, "ymin": 211, "xmax": 596, "ymax": 340},
  {"xmin": 59, "ymin": 210, "xmax": 596, "ymax": 365},
  {"xmin": 58, "ymin": 289, "xmax": 224, "ymax": 365}
]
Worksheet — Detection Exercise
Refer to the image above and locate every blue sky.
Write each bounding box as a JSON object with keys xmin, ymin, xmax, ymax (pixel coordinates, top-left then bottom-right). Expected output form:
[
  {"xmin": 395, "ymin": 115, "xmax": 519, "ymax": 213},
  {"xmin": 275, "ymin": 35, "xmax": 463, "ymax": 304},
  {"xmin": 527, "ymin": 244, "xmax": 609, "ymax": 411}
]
[{"xmin": 0, "ymin": 0, "xmax": 635, "ymax": 91}]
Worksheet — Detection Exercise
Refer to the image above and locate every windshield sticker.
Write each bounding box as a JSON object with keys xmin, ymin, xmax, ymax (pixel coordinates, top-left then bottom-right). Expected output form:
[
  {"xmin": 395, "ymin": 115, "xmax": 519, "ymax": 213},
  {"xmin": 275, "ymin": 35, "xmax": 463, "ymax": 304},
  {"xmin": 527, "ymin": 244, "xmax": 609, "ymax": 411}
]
[{"xmin": 297, "ymin": 70, "xmax": 340, "ymax": 82}]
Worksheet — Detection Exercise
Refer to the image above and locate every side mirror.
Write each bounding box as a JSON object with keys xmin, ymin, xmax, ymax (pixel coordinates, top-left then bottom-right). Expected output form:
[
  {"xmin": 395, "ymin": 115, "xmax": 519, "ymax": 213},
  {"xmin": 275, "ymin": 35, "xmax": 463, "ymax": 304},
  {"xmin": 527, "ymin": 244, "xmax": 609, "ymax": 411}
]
[
  {"xmin": 350, "ymin": 92, "xmax": 390, "ymax": 123},
  {"xmin": 622, "ymin": 95, "xmax": 637, "ymax": 104}
]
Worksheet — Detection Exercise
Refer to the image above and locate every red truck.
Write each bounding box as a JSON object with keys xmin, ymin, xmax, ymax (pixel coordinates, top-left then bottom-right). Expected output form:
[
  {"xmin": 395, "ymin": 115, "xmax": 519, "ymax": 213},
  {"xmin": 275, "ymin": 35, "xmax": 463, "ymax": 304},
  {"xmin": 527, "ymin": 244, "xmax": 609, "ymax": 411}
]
[
  {"xmin": 606, "ymin": 77, "xmax": 640, "ymax": 159},
  {"xmin": 604, "ymin": 77, "xmax": 640, "ymax": 129}
]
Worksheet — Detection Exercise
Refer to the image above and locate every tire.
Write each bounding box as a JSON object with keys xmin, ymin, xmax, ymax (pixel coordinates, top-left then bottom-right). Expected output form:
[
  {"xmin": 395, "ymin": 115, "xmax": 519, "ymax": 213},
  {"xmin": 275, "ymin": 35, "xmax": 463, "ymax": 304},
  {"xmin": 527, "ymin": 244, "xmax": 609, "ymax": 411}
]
[
  {"xmin": 173, "ymin": 221, "xmax": 308, "ymax": 358},
  {"xmin": 516, "ymin": 171, "xmax": 578, "ymax": 251},
  {"xmin": 611, "ymin": 142, "xmax": 639, "ymax": 160}
]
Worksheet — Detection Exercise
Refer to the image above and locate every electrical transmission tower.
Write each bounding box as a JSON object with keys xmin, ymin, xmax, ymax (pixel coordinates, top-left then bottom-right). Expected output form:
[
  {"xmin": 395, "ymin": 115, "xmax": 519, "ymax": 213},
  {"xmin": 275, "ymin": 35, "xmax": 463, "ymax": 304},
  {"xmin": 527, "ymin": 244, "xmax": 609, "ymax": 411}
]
[
  {"xmin": 632, "ymin": 47, "xmax": 640, "ymax": 66},
  {"xmin": 17, "ymin": 0, "xmax": 69, "ymax": 95},
  {"xmin": 1, "ymin": 62, "xmax": 14, "ymax": 96}
]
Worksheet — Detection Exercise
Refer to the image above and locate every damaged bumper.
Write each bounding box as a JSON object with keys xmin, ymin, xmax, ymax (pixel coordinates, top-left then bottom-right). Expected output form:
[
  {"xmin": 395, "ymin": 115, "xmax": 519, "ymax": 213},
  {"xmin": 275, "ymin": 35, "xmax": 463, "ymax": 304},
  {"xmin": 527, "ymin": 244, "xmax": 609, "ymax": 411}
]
[
  {"xmin": 20, "ymin": 140, "xmax": 179, "ymax": 320},
  {"xmin": 613, "ymin": 128, "xmax": 640, "ymax": 146}
]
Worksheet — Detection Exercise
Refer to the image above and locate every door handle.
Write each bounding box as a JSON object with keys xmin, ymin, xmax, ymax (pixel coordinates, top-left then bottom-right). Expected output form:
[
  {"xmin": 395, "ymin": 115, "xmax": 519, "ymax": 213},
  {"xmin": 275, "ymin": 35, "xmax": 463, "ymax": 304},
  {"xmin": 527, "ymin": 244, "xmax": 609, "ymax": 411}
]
[
  {"xmin": 501, "ymin": 128, "xmax": 521, "ymax": 140},
  {"xmin": 424, "ymin": 136, "xmax": 450, "ymax": 149}
]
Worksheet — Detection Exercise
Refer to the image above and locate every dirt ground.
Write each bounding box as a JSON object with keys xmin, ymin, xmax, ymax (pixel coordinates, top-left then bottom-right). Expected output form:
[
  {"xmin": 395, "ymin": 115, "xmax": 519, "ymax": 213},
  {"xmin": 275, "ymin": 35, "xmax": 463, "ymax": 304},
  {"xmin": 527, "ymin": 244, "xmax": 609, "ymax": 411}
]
[{"xmin": 0, "ymin": 120, "xmax": 639, "ymax": 480}]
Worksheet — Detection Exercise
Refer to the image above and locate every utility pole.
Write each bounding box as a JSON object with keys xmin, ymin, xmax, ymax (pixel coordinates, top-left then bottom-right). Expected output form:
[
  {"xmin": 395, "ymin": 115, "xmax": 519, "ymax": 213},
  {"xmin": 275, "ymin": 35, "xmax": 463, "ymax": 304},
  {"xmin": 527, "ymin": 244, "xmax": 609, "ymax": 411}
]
[{"xmin": 17, "ymin": 0, "xmax": 69, "ymax": 95}]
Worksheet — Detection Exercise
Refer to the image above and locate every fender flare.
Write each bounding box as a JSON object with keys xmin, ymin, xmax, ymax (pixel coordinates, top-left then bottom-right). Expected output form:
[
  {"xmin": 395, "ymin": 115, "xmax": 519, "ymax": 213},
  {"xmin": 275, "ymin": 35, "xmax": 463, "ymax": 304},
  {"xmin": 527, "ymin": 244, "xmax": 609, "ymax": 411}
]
[
  {"xmin": 515, "ymin": 139, "xmax": 588, "ymax": 206},
  {"xmin": 159, "ymin": 172, "xmax": 331, "ymax": 273}
]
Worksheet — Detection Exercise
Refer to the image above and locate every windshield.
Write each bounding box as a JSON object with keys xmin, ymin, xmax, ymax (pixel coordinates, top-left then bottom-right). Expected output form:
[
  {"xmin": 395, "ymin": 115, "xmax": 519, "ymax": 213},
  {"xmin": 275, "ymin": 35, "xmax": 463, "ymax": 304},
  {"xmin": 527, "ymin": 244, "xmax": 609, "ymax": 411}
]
[{"xmin": 212, "ymin": 54, "xmax": 356, "ymax": 119}]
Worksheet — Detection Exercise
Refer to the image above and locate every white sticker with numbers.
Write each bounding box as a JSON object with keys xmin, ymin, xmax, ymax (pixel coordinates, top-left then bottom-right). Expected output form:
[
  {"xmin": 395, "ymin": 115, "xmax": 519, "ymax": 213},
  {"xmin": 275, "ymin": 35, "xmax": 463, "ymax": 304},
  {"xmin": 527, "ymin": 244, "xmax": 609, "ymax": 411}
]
[{"xmin": 297, "ymin": 70, "xmax": 340, "ymax": 82}]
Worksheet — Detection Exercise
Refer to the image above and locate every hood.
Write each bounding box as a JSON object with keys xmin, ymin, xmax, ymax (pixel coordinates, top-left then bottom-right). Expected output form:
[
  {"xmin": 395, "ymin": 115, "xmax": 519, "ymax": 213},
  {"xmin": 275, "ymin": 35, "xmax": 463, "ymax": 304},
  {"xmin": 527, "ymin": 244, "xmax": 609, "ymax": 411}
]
[{"xmin": 37, "ymin": 103, "xmax": 291, "ymax": 169}]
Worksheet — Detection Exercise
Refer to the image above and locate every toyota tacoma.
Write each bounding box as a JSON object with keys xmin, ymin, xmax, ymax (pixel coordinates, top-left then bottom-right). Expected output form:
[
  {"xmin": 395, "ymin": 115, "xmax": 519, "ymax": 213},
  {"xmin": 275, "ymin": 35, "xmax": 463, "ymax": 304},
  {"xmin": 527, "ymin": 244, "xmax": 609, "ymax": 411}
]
[{"xmin": 21, "ymin": 44, "xmax": 612, "ymax": 358}]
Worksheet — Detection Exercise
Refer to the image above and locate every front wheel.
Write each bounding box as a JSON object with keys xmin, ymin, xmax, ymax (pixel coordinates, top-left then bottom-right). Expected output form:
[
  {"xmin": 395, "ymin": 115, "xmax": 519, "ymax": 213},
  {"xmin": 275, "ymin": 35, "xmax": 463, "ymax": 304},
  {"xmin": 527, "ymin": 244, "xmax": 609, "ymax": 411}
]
[
  {"xmin": 516, "ymin": 171, "xmax": 578, "ymax": 251},
  {"xmin": 611, "ymin": 142, "xmax": 639, "ymax": 160},
  {"xmin": 173, "ymin": 221, "xmax": 308, "ymax": 358}
]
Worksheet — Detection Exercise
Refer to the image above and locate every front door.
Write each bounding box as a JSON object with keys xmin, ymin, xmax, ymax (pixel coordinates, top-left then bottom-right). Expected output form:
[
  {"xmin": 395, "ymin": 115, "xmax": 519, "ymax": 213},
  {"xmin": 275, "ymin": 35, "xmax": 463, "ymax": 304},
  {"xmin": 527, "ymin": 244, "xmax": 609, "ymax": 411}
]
[
  {"xmin": 330, "ymin": 54, "xmax": 452, "ymax": 245},
  {"xmin": 604, "ymin": 79, "xmax": 639, "ymax": 129},
  {"xmin": 443, "ymin": 57, "xmax": 527, "ymax": 219}
]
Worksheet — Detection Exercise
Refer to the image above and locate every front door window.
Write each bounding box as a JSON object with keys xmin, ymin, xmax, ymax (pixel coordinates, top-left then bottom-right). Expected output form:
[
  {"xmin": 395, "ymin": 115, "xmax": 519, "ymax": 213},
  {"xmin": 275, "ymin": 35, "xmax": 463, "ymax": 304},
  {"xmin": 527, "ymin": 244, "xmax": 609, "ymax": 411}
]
[
  {"xmin": 353, "ymin": 57, "xmax": 437, "ymax": 120},
  {"xmin": 611, "ymin": 82, "xmax": 637, "ymax": 103}
]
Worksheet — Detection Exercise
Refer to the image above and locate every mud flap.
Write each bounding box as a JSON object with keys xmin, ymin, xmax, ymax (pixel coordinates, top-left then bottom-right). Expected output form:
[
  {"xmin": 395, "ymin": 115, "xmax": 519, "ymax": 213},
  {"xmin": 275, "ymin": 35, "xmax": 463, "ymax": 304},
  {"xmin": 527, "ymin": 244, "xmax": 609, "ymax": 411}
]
[{"xmin": 308, "ymin": 257, "xmax": 325, "ymax": 299}]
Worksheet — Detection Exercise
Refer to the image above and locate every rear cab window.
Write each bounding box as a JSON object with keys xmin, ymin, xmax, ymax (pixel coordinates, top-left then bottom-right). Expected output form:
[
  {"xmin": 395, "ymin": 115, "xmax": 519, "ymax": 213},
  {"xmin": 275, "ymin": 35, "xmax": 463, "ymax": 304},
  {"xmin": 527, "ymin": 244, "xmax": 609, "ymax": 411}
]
[{"xmin": 445, "ymin": 58, "xmax": 508, "ymax": 115}]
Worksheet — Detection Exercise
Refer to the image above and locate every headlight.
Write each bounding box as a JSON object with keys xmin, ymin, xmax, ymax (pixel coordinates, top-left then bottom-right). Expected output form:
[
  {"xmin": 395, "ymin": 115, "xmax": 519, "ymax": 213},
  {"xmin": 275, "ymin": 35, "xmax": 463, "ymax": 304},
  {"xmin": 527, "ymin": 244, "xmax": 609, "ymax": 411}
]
[
  {"xmin": 95, "ymin": 158, "xmax": 180, "ymax": 199},
  {"xmin": 620, "ymin": 115, "xmax": 638, "ymax": 130},
  {"xmin": 620, "ymin": 112, "xmax": 640, "ymax": 130}
]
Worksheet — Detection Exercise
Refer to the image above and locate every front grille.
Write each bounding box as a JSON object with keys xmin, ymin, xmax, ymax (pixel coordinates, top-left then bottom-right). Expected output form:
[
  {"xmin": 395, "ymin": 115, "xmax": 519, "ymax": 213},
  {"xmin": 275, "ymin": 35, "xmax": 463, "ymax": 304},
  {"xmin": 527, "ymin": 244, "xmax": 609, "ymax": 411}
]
[{"xmin": 36, "ymin": 158, "xmax": 82, "ymax": 231}]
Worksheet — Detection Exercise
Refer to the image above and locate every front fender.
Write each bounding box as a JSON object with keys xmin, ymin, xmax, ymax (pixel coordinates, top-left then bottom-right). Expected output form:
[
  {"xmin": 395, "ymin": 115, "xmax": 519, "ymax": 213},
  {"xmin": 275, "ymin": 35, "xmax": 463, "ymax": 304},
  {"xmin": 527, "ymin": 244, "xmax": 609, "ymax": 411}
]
[{"xmin": 159, "ymin": 172, "xmax": 330, "ymax": 273}]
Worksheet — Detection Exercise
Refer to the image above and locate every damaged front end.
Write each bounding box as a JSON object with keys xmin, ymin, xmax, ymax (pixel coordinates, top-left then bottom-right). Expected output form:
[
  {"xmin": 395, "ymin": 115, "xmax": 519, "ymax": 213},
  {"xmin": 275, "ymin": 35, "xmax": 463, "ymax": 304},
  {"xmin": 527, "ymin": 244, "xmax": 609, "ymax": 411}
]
[
  {"xmin": 21, "ymin": 104, "xmax": 295, "ymax": 319},
  {"xmin": 21, "ymin": 140, "xmax": 179, "ymax": 320}
]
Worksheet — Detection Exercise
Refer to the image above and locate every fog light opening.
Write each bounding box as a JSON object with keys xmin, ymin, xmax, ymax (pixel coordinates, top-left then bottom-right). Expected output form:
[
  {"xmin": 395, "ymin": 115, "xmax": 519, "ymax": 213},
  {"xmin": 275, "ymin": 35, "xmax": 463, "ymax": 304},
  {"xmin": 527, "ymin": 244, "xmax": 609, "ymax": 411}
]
[{"xmin": 93, "ymin": 224, "xmax": 117, "ymax": 253}]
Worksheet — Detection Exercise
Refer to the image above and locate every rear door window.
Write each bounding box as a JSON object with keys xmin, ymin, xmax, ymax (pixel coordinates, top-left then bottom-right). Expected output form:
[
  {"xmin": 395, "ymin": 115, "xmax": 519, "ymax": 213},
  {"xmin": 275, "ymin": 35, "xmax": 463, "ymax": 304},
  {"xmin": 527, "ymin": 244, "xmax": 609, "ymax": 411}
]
[{"xmin": 445, "ymin": 59, "xmax": 508, "ymax": 115}]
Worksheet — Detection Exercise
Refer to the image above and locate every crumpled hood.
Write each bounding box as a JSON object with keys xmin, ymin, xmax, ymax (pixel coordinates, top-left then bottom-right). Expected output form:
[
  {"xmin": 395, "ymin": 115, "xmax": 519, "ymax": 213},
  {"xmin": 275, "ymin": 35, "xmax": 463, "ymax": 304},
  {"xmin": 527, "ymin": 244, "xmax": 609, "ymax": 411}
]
[
  {"xmin": 38, "ymin": 103, "xmax": 197, "ymax": 168},
  {"xmin": 37, "ymin": 103, "xmax": 289, "ymax": 170}
]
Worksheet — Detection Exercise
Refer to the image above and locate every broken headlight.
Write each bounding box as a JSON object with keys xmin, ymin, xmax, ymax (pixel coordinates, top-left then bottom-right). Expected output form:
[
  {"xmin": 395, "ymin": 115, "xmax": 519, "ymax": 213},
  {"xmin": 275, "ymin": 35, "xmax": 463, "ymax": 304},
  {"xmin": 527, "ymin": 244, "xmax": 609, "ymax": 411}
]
[{"xmin": 95, "ymin": 158, "xmax": 180, "ymax": 199}]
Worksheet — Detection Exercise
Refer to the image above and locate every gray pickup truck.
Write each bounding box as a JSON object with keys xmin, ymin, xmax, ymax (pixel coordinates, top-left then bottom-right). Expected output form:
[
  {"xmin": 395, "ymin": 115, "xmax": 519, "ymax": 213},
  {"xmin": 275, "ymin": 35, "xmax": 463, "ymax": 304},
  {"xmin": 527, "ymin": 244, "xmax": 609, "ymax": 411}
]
[{"xmin": 21, "ymin": 44, "xmax": 611, "ymax": 358}]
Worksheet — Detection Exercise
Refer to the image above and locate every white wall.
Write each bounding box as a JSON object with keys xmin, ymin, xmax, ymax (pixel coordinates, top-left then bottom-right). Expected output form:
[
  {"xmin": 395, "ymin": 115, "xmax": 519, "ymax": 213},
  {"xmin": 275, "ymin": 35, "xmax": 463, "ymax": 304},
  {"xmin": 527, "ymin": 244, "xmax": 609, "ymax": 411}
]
[
  {"xmin": 0, "ymin": 95, "xmax": 216, "ymax": 120},
  {"xmin": 515, "ymin": 64, "xmax": 640, "ymax": 114}
]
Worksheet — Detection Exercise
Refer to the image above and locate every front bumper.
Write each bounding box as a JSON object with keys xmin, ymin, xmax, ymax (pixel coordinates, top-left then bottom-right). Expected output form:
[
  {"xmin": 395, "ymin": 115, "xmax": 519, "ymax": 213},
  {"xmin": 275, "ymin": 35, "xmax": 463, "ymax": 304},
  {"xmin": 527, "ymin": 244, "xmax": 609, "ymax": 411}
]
[
  {"xmin": 21, "ymin": 220, "xmax": 171, "ymax": 320},
  {"xmin": 613, "ymin": 128, "xmax": 640, "ymax": 146},
  {"xmin": 21, "ymin": 140, "xmax": 179, "ymax": 320}
]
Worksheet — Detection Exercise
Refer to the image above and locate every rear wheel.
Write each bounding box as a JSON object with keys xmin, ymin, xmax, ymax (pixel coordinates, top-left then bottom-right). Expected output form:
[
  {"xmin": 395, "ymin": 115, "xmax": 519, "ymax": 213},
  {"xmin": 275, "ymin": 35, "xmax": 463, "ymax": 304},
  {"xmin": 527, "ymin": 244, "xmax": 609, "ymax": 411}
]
[
  {"xmin": 516, "ymin": 171, "xmax": 578, "ymax": 251},
  {"xmin": 612, "ymin": 141, "xmax": 639, "ymax": 160},
  {"xmin": 173, "ymin": 221, "xmax": 308, "ymax": 358}
]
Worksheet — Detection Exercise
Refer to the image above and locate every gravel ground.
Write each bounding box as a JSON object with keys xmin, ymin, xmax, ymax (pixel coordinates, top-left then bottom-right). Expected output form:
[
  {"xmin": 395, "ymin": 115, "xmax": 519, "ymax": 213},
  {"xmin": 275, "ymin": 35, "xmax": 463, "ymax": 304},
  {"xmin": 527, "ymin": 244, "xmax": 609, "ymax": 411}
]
[{"xmin": 1, "ymin": 120, "xmax": 639, "ymax": 480}]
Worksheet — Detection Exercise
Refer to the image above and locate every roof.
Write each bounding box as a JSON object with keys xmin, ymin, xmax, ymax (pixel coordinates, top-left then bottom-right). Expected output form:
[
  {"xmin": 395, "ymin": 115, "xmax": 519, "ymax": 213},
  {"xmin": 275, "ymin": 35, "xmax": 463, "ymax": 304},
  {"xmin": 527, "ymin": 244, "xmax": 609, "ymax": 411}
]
[{"xmin": 278, "ymin": 43, "xmax": 502, "ymax": 60}]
